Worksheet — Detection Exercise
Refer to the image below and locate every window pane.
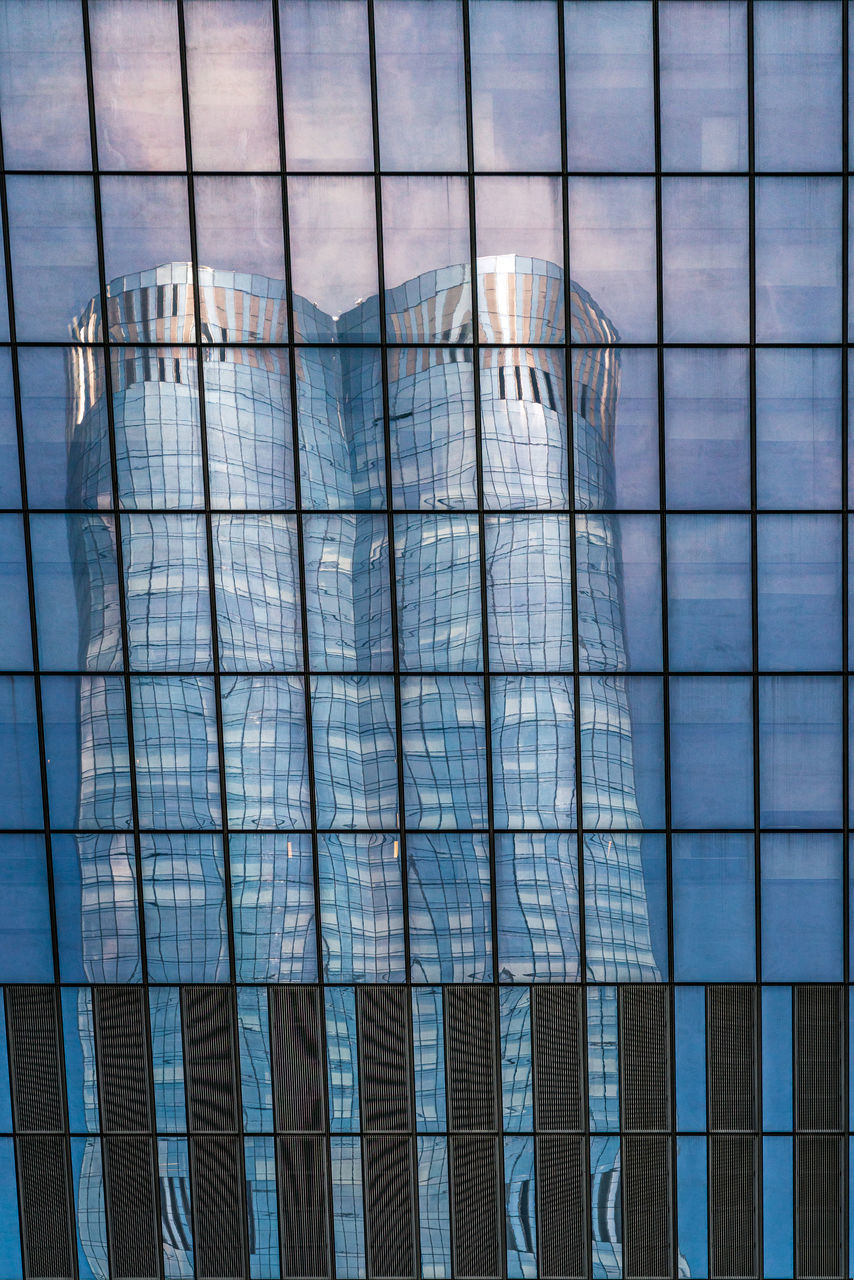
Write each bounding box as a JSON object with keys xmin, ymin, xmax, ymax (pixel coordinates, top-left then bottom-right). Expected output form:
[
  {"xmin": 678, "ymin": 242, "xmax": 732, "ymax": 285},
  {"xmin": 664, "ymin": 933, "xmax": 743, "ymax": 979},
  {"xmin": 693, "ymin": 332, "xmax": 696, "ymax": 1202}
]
[
  {"xmin": 303, "ymin": 514, "xmax": 392, "ymax": 670},
  {"xmin": 761, "ymin": 833, "xmax": 843, "ymax": 980},
  {"xmin": 194, "ymin": 177, "xmax": 286, "ymax": 282},
  {"xmin": 486, "ymin": 515, "xmax": 574, "ymax": 673},
  {"xmin": 90, "ymin": 0, "xmax": 184, "ymax": 170},
  {"xmin": 100, "ymin": 175, "xmax": 191, "ymax": 286},
  {"xmin": 568, "ymin": 178, "xmax": 657, "ymax": 342},
  {"xmin": 388, "ymin": 348, "xmax": 478, "ymax": 510},
  {"xmin": 401, "ymin": 676, "xmax": 487, "ymax": 829},
  {"xmin": 565, "ymin": 1, "xmax": 654, "ymax": 171},
  {"xmin": 0, "ymin": 835, "xmax": 52, "ymax": 981},
  {"xmin": 0, "ymin": 677, "xmax": 42, "ymax": 827},
  {"xmin": 492, "ymin": 676, "xmax": 576, "ymax": 828},
  {"xmin": 662, "ymin": 178, "xmax": 749, "ymax": 342},
  {"xmin": 476, "ymin": 178, "xmax": 564, "ymax": 343},
  {"xmin": 395, "ymin": 514, "xmax": 481, "ymax": 672},
  {"xmin": 41, "ymin": 675, "xmax": 132, "ymax": 829},
  {"xmin": 213, "ymin": 515, "xmax": 302, "ymax": 672},
  {"xmin": 407, "ymin": 833, "xmax": 492, "ymax": 983},
  {"xmin": 382, "ymin": 177, "xmax": 471, "ymax": 342},
  {"xmin": 111, "ymin": 348, "xmax": 204, "ymax": 508},
  {"xmin": 0, "ymin": 0, "xmax": 90, "ymax": 169},
  {"xmin": 667, "ymin": 514, "xmax": 752, "ymax": 672},
  {"xmin": 756, "ymin": 348, "xmax": 841, "ymax": 510},
  {"xmin": 375, "ymin": 0, "xmax": 466, "ymax": 172},
  {"xmin": 665, "ymin": 348, "xmax": 750, "ymax": 510},
  {"xmin": 659, "ymin": 0, "xmax": 747, "ymax": 171},
  {"xmin": 482, "ymin": 348, "xmax": 568, "ymax": 510},
  {"xmin": 754, "ymin": 0, "xmax": 841, "ymax": 171},
  {"xmin": 577, "ymin": 347, "xmax": 659, "ymax": 512},
  {"xmin": 0, "ymin": 515, "xmax": 32, "ymax": 670},
  {"xmin": 756, "ymin": 177, "xmax": 841, "ymax": 342},
  {"xmin": 319, "ymin": 834, "xmax": 405, "ymax": 982},
  {"xmin": 31, "ymin": 514, "xmax": 121, "ymax": 673},
  {"xmin": 470, "ymin": 0, "xmax": 560, "ymax": 171},
  {"xmin": 131, "ymin": 676, "xmax": 221, "ymax": 829},
  {"xmin": 759, "ymin": 676, "xmax": 842, "ymax": 828},
  {"xmin": 673, "ymin": 834, "xmax": 755, "ymax": 981},
  {"xmin": 288, "ymin": 177, "xmax": 379, "ymax": 340},
  {"xmin": 221, "ymin": 675, "xmax": 310, "ymax": 828},
  {"xmin": 140, "ymin": 833, "xmax": 229, "ymax": 982},
  {"xmin": 52, "ymin": 833, "xmax": 140, "ymax": 984},
  {"xmin": 577, "ymin": 514, "xmax": 662, "ymax": 671},
  {"xmin": 496, "ymin": 833, "xmax": 580, "ymax": 982},
  {"xmin": 311, "ymin": 676, "xmax": 398, "ymax": 828},
  {"xmin": 230, "ymin": 834, "xmax": 316, "ymax": 982},
  {"xmin": 670, "ymin": 676, "xmax": 753, "ymax": 828},
  {"xmin": 757, "ymin": 514, "xmax": 841, "ymax": 671}
]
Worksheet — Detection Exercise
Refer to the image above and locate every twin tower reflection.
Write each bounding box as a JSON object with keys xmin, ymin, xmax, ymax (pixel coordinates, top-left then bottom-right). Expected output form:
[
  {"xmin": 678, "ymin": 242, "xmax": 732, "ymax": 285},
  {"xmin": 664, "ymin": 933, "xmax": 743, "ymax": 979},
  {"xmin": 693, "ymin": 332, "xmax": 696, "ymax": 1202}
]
[{"xmin": 66, "ymin": 258, "xmax": 664, "ymax": 1278}]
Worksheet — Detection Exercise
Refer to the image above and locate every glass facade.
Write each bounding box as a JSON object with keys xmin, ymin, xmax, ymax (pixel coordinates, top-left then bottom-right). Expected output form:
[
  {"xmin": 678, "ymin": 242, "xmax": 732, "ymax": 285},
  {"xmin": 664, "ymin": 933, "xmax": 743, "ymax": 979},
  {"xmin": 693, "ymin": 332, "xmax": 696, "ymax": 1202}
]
[{"xmin": 0, "ymin": 2, "xmax": 850, "ymax": 1279}]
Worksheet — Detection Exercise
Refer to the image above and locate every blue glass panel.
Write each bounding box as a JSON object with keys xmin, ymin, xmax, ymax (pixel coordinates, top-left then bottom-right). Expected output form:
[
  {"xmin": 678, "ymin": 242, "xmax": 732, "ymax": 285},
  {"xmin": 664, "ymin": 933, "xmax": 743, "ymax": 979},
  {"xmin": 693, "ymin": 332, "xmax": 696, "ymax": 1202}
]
[
  {"xmin": 245, "ymin": 1136, "xmax": 280, "ymax": 1279},
  {"xmin": 70, "ymin": 1136, "xmax": 106, "ymax": 1280},
  {"xmin": 382, "ymin": 177, "xmax": 471, "ymax": 341},
  {"xmin": 577, "ymin": 514, "xmax": 662, "ymax": 671},
  {"xmin": 213, "ymin": 515, "xmax": 302, "ymax": 671},
  {"xmin": 663, "ymin": 177, "xmax": 749, "ymax": 341},
  {"xmin": 504, "ymin": 1136, "xmax": 536, "ymax": 1279},
  {"xmin": 237, "ymin": 988, "xmax": 273, "ymax": 1133},
  {"xmin": 0, "ymin": 677, "xmax": 42, "ymax": 826},
  {"xmin": 53, "ymin": 833, "xmax": 141, "ymax": 984},
  {"xmin": 762, "ymin": 987, "xmax": 793, "ymax": 1131},
  {"xmin": 486, "ymin": 515, "xmax": 573, "ymax": 672},
  {"xmin": 500, "ymin": 989, "xmax": 532, "ymax": 1133},
  {"xmin": 0, "ymin": 0, "xmax": 91, "ymax": 170},
  {"xmin": 0, "ymin": 835, "xmax": 52, "ymax": 981},
  {"xmin": 566, "ymin": 1, "xmax": 654, "ymax": 172},
  {"xmin": 401, "ymin": 676, "xmax": 487, "ymax": 829},
  {"xmin": 61, "ymin": 987, "xmax": 98, "ymax": 1134},
  {"xmin": 754, "ymin": 0, "xmax": 841, "ymax": 171},
  {"xmin": 303, "ymin": 514, "xmax": 392, "ymax": 671},
  {"xmin": 407, "ymin": 833, "xmax": 492, "ymax": 983},
  {"xmin": 123, "ymin": 514, "xmax": 212, "ymax": 672},
  {"xmin": 470, "ymin": 0, "xmax": 559, "ymax": 170},
  {"xmin": 481, "ymin": 347, "xmax": 568, "ymax": 511},
  {"xmin": 589, "ymin": 1134, "xmax": 621, "ymax": 1278},
  {"xmin": 6, "ymin": 176, "xmax": 100, "ymax": 341},
  {"xmin": 762, "ymin": 1137, "xmax": 794, "ymax": 1279},
  {"xmin": 756, "ymin": 177, "xmax": 841, "ymax": 342},
  {"xmin": 568, "ymin": 179, "xmax": 657, "ymax": 342},
  {"xmin": 204, "ymin": 350, "xmax": 294, "ymax": 508},
  {"xmin": 157, "ymin": 1137, "xmax": 193, "ymax": 1279},
  {"xmin": 759, "ymin": 677, "xmax": 842, "ymax": 828},
  {"xmin": 585, "ymin": 832, "xmax": 666, "ymax": 983},
  {"xmin": 0, "ymin": 353, "xmax": 20, "ymax": 508},
  {"xmin": 674, "ymin": 988, "xmax": 706, "ymax": 1132},
  {"xmin": 326, "ymin": 988, "xmax": 359, "ymax": 1131},
  {"xmin": 659, "ymin": 0, "xmax": 747, "ymax": 171},
  {"xmin": 194, "ymin": 177, "xmax": 285, "ymax": 284},
  {"xmin": 756, "ymin": 349, "xmax": 841, "ymax": 510},
  {"xmin": 417, "ymin": 1136, "xmax": 451, "ymax": 1279},
  {"xmin": 289, "ymin": 177, "xmax": 379, "ymax": 342},
  {"xmin": 311, "ymin": 676, "xmax": 398, "ymax": 828},
  {"xmin": 412, "ymin": 988, "xmax": 445, "ymax": 1133},
  {"xmin": 387, "ymin": 347, "xmax": 477, "ymax": 510},
  {"xmin": 492, "ymin": 676, "xmax": 575, "ymax": 829},
  {"xmin": 221, "ymin": 676, "xmax": 310, "ymax": 829},
  {"xmin": 101, "ymin": 176, "xmax": 191, "ymax": 284},
  {"xmin": 672, "ymin": 834, "xmax": 755, "ymax": 982},
  {"xmin": 496, "ymin": 833, "xmax": 580, "ymax": 983},
  {"xmin": 670, "ymin": 676, "xmax": 753, "ymax": 828},
  {"xmin": 42, "ymin": 676, "xmax": 133, "ymax": 829},
  {"xmin": 330, "ymin": 1136, "xmax": 365, "ymax": 1279},
  {"xmin": 297, "ymin": 347, "xmax": 386, "ymax": 508},
  {"xmin": 757, "ymin": 515, "xmax": 841, "ymax": 671},
  {"xmin": 0, "ymin": 1138, "xmax": 22, "ymax": 1278},
  {"xmin": 230, "ymin": 834, "xmax": 317, "ymax": 983},
  {"xmin": 587, "ymin": 987, "xmax": 619, "ymax": 1133},
  {"xmin": 395, "ymin": 515, "xmax": 481, "ymax": 671},
  {"xmin": 19, "ymin": 347, "xmax": 108, "ymax": 509},
  {"xmin": 761, "ymin": 834, "xmax": 843, "ymax": 981},
  {"xmin": 0, "ymin": 993, "xmax": 11, "ymax": 1132},
  {"xmin": 319, "ymin": 834, "xmax": 405, "ymax": 982},
  {"xmin": 665, "ymin": 347, "xmax": 750, "ymax": 510},
  {"xmin": 0, "ymin": 517, "xmax": 31, "ymax": 669},
  {"xmin": 476, "ymin": 180, "xmax": 565, "ymax": 344},
  {"xmin": 667, "ymin": 515, "xmax": 752, "ymax": 671},
  {"xmin": 131, "ymin": 676, "xmax": 221, "ymax": 830},
  {"xmin": 580, "ymin": 675, "xmax": 664, "ymax": 830},
  {"xmin": 149, "ymin": 988, "xmax": 186, "ymax": 1133},
  {"xmin": 280, "ymin": 0, "xmax": 373, "ymax": 173},
  {"xmin": 31, "ymin": 514, "xmax": 122, "ymax": 672},
  {"xmin": 676, "ymin": 1137, "xmax": 708, "ymax": 1279},
  {"xmin": 140, "ymin": 833, "xmax": 229, "ymax": 983}
]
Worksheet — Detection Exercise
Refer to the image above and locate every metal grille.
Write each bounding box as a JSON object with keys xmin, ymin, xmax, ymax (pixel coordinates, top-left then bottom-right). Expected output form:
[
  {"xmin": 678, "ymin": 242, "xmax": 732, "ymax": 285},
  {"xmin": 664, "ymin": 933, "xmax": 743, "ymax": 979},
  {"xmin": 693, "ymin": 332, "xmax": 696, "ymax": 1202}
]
[
  {"xmin": 358, "ymin": 985, "xmax": 410, "ymax": 1133},
  {"xmin": 182, "ymin": 985, "xmax": 239, "ymax": 1133},
  {"xmin": 104, "ymin": 1135, "xmax": 159, "ymax": 1279},
  {"xmin": 709, "ymin": 1134, "xmax": 757, "ymax": 1279},
  {"xmin": 94, "ymin": 985, "xmax": 151, "ymax": 1133},
  {"xmin": 707, "ymin": 985, "xmax": 757, "ymax": 1133},
  {"xmin": 364, "ymin": 1134, "xmax": 416, "ymax": 1278},
  {"xmin": 277, "ymin": 1135, "xmax": 330, "ymax": 1279},
  {"xmin": 17, "ymin": 1135, "xmax": 74, "ymax": 1280},
  {"xmin": 270, "ymin": 985, "xmax": 324, "ymax": 1133},
  {"xmin": 532, "ymin": 985, "xmax": 583, "ymax": 1132},
  {"xmin": 445, "ymin": 986, "xmax": 496, "ymax": 1132},
  {"xmin": 619, "ymin": 985, "xmax": 669, "ymax": 1132},
  {"xmin": 191, "ymin": 1134, "xmax": 246, "ymax": 1280},
  {"xmin": 795, "ymin": 1134, "xmax": 844, "ymax": 1279},
  {"xmin": 450, "ymin": 1135, "xmax": 500, "ymax": 1280},
  {"xmin": 622, "ymin": 1134, "xmax": 671, "ymax": 1279},
  {"xmin": 536, "ymin": 1134, "xmax": 585, "ymax": 1279},
  {"xmin": 794, "ymin": 985, "xmax": 844, "ymax": 1133},
  {"xmin": 7, "ymin": 986, "xmax": 63, "ymax": 1133}
]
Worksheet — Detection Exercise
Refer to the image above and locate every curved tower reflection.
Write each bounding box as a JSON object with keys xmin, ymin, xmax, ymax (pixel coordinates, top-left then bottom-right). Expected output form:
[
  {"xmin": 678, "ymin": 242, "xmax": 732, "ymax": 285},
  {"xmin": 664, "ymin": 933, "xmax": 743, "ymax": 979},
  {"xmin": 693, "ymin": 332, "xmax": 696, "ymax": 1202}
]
[{"xmin": 67, "ymin": 258, "xmax": 661, "ymax": 1278}]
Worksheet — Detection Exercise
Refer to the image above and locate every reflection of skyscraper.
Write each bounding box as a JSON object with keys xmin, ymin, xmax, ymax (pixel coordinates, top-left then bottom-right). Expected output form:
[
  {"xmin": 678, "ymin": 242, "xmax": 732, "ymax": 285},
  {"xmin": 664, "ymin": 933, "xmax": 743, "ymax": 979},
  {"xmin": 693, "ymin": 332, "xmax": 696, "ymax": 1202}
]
[{"xmin": 66, "ymin": 258, "xmax": 661, "ymax": 1278}]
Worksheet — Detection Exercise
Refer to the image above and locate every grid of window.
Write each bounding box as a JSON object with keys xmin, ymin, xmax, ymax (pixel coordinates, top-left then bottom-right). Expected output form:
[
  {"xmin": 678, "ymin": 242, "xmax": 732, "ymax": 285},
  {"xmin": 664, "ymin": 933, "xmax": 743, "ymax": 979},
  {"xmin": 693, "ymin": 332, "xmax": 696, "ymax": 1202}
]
[{"xmin": 0, "ymin": 1, "xmax": 851, "ymax": 1278}]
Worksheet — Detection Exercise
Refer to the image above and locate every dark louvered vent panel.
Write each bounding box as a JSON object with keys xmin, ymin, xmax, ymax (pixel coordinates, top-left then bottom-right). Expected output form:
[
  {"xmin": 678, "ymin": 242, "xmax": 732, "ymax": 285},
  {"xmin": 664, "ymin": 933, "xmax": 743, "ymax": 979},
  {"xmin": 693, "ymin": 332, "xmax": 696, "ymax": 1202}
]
[
  {"xmin": 7, "ymin": 987, "xmax": 63, "ymax": 1132},
  {"xmin": 709, "ymin": 1135, "xmax": 757, "ymax": 1279},
  {"xmin": 707, "ymin": 985, "xmax": 756, "ymax": 1132},
  {"xmin": 537, "ymin": 1135, "xmax": 585, "ymax": 1279},
  {"xmin": 619, "ymin": 985, "xmax": 669, "ymax": 1131},
  {"xmin": 450, "ymin": 1136, "xmax": 500, "ymax": 1280},
  {"xmin": 277, "ymin": 1136, "xmax": 330, "ymax": 1278},
  {"xmin": 182, "ymin": 986, "xmax": 238, "ymax": 1132},
  {"xmin": 17, "ymin": 1135, "xmax": 74, "ymax": 1279},
  {"xmin": 364, "ymin": 1135, "xmax": 416, "ymax": 1278},
  {"xmin": 192, "ymin": 1135, "xmax": 245, "ymax": 1280},
  {"xmin": 622, "ymin": 1135, "xmax": 671, "ymax": 1279},
  {"xmin": 358, "ymin": 986, "xmax": 410, "ymax": 1133},
  {"xmin": 795, "ymin": 985, "xmax": 844, "ymax": 1132},
  {"xmin": 104, "ymin": 1136, "xmax": 159, "ymax": 1278},
  {"xmin": 532, "ymin": 986, "xmax": 582, "ymax": 1131},
  {"xmin": 95, "ymin": 985, "xmax": 151, "ymax": 1132},
  {"xmin": 446, "ymin": 986, "xmax": 496, "ymax": 1132},
  {"xmin": 270, "ymin": 986, "xmax": 324, "ymax": 1132},
  {"xmin": 796, "ymin": 1135, "xmax": 844, "ymax": 1279}
]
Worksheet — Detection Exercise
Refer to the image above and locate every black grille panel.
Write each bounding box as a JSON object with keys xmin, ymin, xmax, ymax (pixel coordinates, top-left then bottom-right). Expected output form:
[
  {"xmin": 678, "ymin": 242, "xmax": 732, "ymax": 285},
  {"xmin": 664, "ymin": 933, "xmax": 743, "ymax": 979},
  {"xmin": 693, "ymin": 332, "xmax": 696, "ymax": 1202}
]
[
  {"xmin": 707, "ymin": 985, "xmax": 757, "ymax": 1133},
  {"xmin": 532, "ymin": 985, "xmax": 583, "ymax": 1131},
  {"xmin": 182, "ymin": 986, "xmax": 239, "ymax": 1133},
  {"xmin": 270, "ymin": 985, "xmax": 324, "ymax": 1132},
  {"xmin": 796, "ymin": 1134, "xmax": 844, "ymax": 1279},
  {"xmin": 277, "ymin": 1135, "xmax": 330, "ymax": 1278},
  {"xmin": 450, "ymin": 1135, "xmax": 500, "ymax": 1279},
  {"xmin": 537, "ymin": 1134, "xmax": 585, "ymax": 1278},
  {"xmin": 104, "ymin": 1135, "xmax": 159, "ymax": 1278},
  {"xmin": 795, "ymin": 985, "xmax": 844, "ymax": 1132},
  {"xmin": 94, "ymin": 985, "xmax": 151, "ymax": 1132},
  {"xmin": 622, "ymin": 1134, "xmax": 671, "ymax": 1279},
  {"xmin": 364, "ymin": 1134, "xmax": 416, "ymax": 1278},
  {"xmin": 446, "ymin": 986, "xmax": 496, "ymax": 1132},
  {"xmin": 619, "ymin": 985, "xmax": 669, "ymax": 1131},
  {"xmin": 358, "ymin": 985, "xmax": 410, "ymax": 1133},
  {"xmin": 192, "ymin": 1134, "xmax": 246, "ymax": 1280},
  {"xmin": 709, "ymin": 1134, "xmax": 757, "ymax": 1278},
  {"xmin": 17, "ymin": 1135, "xmax": 74, "ymax": 1280},
  {"xmin": 7, "ymin": 987, "xmax": 64, "ymax": 1133}
]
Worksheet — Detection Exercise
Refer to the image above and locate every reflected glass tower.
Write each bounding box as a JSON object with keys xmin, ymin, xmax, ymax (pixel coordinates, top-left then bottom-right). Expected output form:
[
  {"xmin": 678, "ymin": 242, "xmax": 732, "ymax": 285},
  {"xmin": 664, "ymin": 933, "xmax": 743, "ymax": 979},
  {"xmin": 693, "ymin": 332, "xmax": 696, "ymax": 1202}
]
[{"xmin": 64, "ymin": 258, "xmax": 660, "ymax": 1279}]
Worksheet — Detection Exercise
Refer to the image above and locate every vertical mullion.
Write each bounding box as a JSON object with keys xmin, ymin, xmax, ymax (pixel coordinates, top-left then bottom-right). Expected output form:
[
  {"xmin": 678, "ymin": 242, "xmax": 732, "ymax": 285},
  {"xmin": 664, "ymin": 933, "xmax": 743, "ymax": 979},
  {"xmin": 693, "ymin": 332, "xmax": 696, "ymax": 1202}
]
[
  {"xmin": 651, "ymin": 3, "xmax": 678, "ymax": 1277},
  {"xmin": 460, "ymin": 2, "xmax": 507, "ymax": 1277},
  {"xmin": 269, "ymin": 0, "xmax": 336, "ymax": 1276},
  {"xmin": 174, "ymin": 3, "xmax": 248, "ymax": 1275}
]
